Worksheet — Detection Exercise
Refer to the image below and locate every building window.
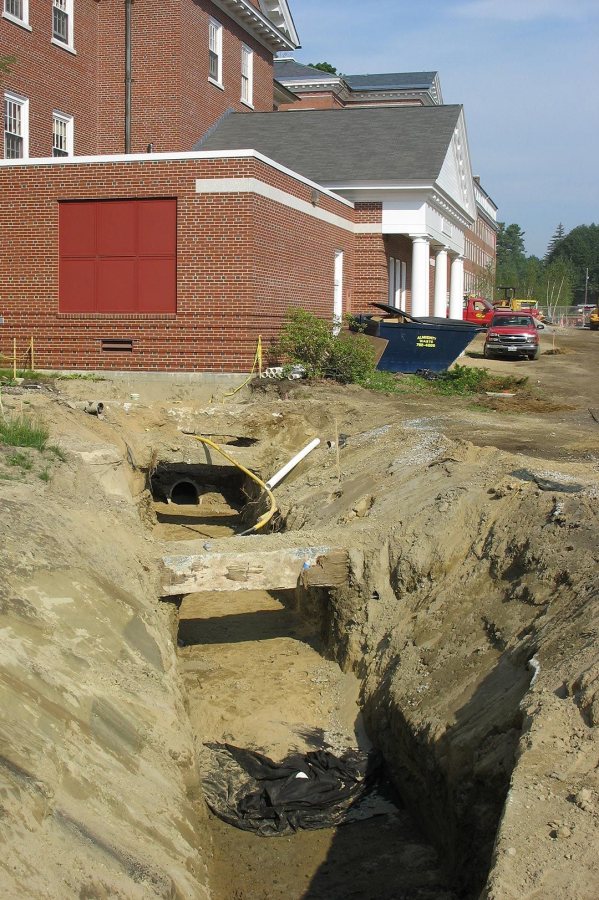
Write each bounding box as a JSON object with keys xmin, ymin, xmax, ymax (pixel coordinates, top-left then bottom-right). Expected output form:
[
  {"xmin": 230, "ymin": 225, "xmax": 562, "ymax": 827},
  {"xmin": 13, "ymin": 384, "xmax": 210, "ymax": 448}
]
[
  {"xmin": 53, "ymin": 112, "xmax": 73, "ymax": 157},
  {"xmin": 388, "ymin": 257, "xmax": 407, "ymax": 308},
  {"xmin": 3, "ymin": 91, "xmax": 28, "ymax": 159},
  {"xmin": 52, "ymin": 0, "xmax": 74, "ymax": 50},
  {"xmin": 208, "ymin": 18, "xmax": 223, "ymax": 86},
  {"xmin": 241, "ymin": 44, "xmax": 253, "ymax": 106},
  {"xmin": 3, "ymin": 0, "xmax": 30, "ymax": 28}
]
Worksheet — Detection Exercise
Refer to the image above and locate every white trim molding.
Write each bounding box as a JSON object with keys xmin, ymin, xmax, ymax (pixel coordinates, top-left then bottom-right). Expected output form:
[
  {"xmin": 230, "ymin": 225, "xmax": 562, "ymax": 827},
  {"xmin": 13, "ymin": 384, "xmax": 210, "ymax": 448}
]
[
  {"xmin": 195, "ymin": 177, "xmax": 354, "ymax": 232},
  {"xmin": 3, "ymin": 0, "xmax": 31, "ymax": 30},
  {"xmin": 3, "ymin": 90, "xmax": 29, "ymax": 159}
]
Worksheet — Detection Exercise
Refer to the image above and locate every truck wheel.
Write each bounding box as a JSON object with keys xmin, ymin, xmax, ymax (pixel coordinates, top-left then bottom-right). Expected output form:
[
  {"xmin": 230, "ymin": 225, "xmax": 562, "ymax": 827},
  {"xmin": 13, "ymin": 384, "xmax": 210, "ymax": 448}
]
[
  {"xmin": 528, "ymin": 347, "xmax": 540, "ymax": 360},
  {"xmin": 483, "ymin": 346, "xmax": 491, "ymax": 359}
]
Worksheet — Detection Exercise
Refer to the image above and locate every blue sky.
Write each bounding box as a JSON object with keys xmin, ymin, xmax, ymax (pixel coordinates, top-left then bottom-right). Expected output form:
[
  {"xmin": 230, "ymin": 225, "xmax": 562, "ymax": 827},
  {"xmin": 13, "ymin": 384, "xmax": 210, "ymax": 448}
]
[{"xmin": 286, "ymin": 0, "xmax": 599, "ymax": 257}]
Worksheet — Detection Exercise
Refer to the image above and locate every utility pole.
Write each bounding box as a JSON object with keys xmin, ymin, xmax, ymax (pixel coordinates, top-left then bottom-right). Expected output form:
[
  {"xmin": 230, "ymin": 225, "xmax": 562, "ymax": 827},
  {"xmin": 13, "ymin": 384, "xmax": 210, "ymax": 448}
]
[{"xmin": 584, "ymin": 267, "xmax": 589, "ymax": 305}]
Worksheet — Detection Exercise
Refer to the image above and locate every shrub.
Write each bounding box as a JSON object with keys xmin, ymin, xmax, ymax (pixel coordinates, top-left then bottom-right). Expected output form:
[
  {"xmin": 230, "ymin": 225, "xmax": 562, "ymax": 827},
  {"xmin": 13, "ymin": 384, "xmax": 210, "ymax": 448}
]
[{"xmin": 275, "ymin": 308, "xmax": 376, "ymax": 384}]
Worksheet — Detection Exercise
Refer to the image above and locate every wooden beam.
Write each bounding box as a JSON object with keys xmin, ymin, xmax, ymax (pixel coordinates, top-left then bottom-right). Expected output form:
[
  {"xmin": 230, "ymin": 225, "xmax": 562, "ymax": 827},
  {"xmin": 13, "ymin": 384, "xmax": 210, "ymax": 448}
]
[{"xmin": 160, "ymin": 547, "xmax": 348, "ymax": 596}]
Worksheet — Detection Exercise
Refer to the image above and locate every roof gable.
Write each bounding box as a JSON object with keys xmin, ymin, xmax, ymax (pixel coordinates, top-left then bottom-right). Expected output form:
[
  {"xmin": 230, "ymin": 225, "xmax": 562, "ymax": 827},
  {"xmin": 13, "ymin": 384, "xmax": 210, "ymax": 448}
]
[
  {"xmin": 436, "ymin": 108, "xmax": 475, "ymax": 219},
  {"xmin": 259, "ymin": 1, "xmax": 300, "ymax": 46}
]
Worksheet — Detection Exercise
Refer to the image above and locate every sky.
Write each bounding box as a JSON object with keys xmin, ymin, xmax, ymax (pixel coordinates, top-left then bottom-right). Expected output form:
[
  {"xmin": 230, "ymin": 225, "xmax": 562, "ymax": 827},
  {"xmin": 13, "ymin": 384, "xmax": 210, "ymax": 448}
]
[{"xmin": 285, "ymin": 0, "xmax": 599, "ymax": 258}]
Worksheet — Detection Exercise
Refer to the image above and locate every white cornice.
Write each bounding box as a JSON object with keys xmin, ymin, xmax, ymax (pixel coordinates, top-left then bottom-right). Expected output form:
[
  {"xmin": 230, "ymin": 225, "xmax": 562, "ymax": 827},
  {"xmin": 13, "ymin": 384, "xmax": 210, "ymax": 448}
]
[
  {"xmin": 259, "ymin": 0, "xmax": 300, "ymax": 46},
  {"xmin": 0, "ymin": 147, "xmax": 354, "ymax": 208},
  {"xmin": 211, "ymin": 0, "xmax": 297, "ymax": 51}
]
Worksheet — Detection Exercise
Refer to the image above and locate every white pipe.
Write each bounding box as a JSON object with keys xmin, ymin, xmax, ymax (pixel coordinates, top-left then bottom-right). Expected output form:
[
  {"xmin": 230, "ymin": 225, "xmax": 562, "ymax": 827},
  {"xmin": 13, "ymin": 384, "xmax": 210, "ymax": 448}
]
[{"xmin": 265, "ymin": 438, "xmax": 321, "ymax": 490}]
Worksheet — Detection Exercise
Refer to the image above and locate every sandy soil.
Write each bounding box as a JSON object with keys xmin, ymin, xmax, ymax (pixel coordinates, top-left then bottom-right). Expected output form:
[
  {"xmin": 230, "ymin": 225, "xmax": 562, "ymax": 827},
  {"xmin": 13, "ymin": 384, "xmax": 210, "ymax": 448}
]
[{"xmin": 0, "ymin": 324, "xmax": 597, "ymax": 899}]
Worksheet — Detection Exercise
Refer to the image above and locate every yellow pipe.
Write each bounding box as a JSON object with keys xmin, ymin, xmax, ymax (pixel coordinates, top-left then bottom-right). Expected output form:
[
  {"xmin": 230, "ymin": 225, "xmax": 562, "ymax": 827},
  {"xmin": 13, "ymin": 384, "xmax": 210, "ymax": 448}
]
[{"xmin": 194, "ymin": 435, "xmax": 277, "ymax": 533}]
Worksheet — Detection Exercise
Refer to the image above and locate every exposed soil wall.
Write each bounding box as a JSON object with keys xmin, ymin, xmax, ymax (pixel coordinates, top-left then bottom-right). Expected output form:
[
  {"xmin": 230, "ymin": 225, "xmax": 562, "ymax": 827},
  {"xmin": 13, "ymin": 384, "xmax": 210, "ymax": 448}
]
[{"xmin": 0, "ymin": 407, "xmax": 211, "ymax": 898}]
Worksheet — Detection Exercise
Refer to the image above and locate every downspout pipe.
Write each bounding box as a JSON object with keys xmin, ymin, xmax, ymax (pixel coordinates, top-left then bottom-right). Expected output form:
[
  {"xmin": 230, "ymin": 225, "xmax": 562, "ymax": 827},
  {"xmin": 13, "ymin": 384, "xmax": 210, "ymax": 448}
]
[{"xmin": 125, "ymin": 0, "xmax": 132, "ymax": 153}]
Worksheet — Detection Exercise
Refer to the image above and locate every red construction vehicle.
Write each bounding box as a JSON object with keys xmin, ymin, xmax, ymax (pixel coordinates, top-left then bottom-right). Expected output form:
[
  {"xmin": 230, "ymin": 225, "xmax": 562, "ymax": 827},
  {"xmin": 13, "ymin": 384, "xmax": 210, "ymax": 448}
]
[{"xmin": 462, "ymin": 296, "xmax": 496, "ymax": 327}]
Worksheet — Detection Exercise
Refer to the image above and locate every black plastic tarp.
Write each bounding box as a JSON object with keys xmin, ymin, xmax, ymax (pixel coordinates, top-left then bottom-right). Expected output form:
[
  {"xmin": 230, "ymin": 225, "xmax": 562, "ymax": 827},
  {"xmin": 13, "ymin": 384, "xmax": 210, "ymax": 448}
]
[{"xmin": 202, "ymin": 742, "xmax": 381, "ymax": 836}]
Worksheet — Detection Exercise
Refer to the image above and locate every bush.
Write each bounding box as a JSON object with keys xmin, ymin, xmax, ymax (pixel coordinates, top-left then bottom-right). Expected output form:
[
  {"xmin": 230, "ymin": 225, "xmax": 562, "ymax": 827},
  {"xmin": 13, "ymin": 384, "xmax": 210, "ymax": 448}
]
[{"xmin": 275, "ymin": 308, "xmax": 376, "ymax": 384}]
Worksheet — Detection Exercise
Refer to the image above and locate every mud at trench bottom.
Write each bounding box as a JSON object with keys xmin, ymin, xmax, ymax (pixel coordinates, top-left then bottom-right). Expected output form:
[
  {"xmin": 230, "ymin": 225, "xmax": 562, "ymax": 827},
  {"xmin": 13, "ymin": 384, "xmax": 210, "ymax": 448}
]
[{"xmin": 177, "ymin": 589, "xmax": 455, "ymax": 899}]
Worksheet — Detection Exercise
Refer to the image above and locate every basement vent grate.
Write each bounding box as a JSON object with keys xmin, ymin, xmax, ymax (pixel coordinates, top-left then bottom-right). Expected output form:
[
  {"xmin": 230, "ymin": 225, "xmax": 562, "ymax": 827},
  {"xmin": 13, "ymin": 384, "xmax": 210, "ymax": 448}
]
[{"xmin": 101, "ymin": 339, "xmax": 133, "ymax": 352}]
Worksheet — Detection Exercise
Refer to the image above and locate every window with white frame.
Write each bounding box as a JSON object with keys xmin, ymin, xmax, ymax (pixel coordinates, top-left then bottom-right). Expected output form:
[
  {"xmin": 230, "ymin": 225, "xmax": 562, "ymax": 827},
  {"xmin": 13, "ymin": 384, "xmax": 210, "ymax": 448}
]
[
  {"xmin": 241, "ymin": 44, "xmax": 253, "ymax": 106},
  {"xmin": 52, "ymin": 0, "xmax": 74, "ymax": 50},
  {"xmin": 3, "ymin": 91, "xmax": 28, "ymax": 159},
  {"xmin": 52, "ymin": 112, "xmax": 73, "ymax": 157},
  {"xmin": 3, "ymin": 0, "xmax": 29, "ymax": 28},
  {"xmin": 208, "ymin": 18, "xmax": 223, "ymax": 85}
]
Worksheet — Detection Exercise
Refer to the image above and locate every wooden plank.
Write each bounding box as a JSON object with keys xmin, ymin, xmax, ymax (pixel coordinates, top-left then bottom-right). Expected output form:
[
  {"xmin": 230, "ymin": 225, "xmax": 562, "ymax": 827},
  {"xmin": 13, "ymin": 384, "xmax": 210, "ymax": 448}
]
[
  {"xmin": 160, "ymin": 547, "xmax": 348, "ymax": 596},
  {"xmin": 300, "ymin": 549, "xmax": 349, "ymax": 588}
]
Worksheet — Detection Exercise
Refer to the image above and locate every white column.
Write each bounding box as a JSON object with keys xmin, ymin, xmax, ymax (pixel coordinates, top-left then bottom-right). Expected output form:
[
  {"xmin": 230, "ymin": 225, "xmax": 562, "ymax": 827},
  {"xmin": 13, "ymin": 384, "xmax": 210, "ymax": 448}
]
[
  {"xmin": 449, "ymin": 255, "xmax": 465, "ymax": 320},
  {"xmin": 433, "ymin": 247, "xmax": 448, "ymax": 318},
  {"xmin": 410, "ymin": 236, "xmax": 430, "ymax": 318}
]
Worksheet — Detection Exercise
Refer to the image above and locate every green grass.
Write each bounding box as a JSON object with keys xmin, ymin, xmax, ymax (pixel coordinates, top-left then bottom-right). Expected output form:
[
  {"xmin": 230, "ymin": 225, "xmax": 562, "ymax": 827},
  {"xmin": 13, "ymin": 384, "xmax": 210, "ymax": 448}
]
[
  {"xmin": 38, "ymin": 468, "xmax": 51, "ymax": 482},
  {"xmin": 356, "ymin": 364, "xmax": 527, "ymax": 397},
  {"xmin": 48, "ymin": 445, "xmax": 67, "ymax": 462},
  {"xmin": 430, "ymin": 365, "xmax": 527, "ymax": 396},
  {"xmin": 0, "ymin": 416, "xmax": 49, "ymax": 450},
  {"xmin": 7, "ymin": 451, "xmax": 33, "ymax": 471},
  {"xmin": 0, "ymin": 368, "xmax": 55, "ymax": 384},
  {"xmin": 57, "ymin": 372, "xmax": 105, "ymax": 381}
]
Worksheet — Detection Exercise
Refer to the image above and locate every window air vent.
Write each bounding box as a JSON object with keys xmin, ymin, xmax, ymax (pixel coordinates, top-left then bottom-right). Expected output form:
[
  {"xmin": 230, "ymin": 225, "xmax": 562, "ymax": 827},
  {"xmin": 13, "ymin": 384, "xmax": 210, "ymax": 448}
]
[{"xmin": 101, "ymin": 338, "xmax": 133, "ymax": 352}]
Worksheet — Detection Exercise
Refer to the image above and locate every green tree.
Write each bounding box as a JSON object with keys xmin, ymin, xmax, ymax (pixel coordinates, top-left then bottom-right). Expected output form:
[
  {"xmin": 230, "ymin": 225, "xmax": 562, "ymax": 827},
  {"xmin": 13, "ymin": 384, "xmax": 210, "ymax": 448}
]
[
  {"xmin": 307, "ymin": 62, "xmax": 338, "ymax": 75},
  {"xmin": 497, "ymin": 222, "xmax": 526, "ymax": 261},
  {"xmin": 546, "ymin": 223, "xmax": 599, "ymax": 303},
  {"xmin": 0, "ymin": 55, "xmax": 16, "ymax": 74},
  {"xmin": 545, "ymin": 222, "xmax": 565, "ymax": 260},
  {"xmin": 542, "ymin": 257, "xmax": 576, "ymax": 316}
]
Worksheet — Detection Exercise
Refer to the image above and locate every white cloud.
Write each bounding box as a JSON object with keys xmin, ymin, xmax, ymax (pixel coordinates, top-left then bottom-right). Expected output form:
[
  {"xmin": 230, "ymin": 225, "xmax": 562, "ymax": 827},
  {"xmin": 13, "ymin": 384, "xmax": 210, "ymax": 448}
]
[{"xmin": 452, "ymin": 0, "xmax": 596, "ymax": 22}]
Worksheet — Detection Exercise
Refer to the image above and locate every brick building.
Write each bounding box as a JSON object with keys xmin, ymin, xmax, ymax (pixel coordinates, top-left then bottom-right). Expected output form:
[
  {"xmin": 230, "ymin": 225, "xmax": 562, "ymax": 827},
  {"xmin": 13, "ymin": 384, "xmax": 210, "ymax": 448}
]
[
  {"xmin": 1, "ymin": 2, "xmax": 497, "ymax": 373},
  {"xmin": 273, "ymin": 59, "xmax": 443, "ymax": 110}
]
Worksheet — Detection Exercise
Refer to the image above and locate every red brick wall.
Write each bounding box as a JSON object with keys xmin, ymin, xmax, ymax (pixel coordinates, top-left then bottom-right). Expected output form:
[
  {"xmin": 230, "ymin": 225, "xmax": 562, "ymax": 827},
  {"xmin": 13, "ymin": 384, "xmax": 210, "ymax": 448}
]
[
  {"xmin": 0, "ymin": 155, "xmax": 355, "ymax": 372},
  {"xmin": 278, "ymin": 92, "xmax": 345, "ymax": 112},
  {"xmin": 464, "ymin": 212, "xmax": 496, "ymax": 297},
  {"xmin": 97, "ymin": 0, "xmax": 276, "ymax": 155},
  {"xmin": 1, "ymin": 0, "xmax": 100, "ymax": 157},
  {"xmin": 178, "ymin": 0, "xmax": 275, "ymax": 150},
  {"xmin": 3, "ymin": 0, "xmax": 276, "ymax": 158}
]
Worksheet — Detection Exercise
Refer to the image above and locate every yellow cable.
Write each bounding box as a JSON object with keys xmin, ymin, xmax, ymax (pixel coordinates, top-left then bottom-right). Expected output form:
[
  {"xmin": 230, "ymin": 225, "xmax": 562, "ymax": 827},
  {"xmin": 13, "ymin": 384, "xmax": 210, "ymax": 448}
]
[
  {"xmin": 222, "ymin": 336, "xmax": 262, "ymax": 399},
  {"xmin": 194, "ymin": 435, "xmax": 277, "ymax": 534}
]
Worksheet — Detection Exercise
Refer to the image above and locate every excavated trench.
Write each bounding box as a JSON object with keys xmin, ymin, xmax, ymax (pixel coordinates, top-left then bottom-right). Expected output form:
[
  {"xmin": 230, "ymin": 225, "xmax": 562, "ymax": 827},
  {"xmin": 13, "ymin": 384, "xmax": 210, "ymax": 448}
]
[{"xmin": 148, "ymin": 449, "xmax": 525, "ymax": 899}]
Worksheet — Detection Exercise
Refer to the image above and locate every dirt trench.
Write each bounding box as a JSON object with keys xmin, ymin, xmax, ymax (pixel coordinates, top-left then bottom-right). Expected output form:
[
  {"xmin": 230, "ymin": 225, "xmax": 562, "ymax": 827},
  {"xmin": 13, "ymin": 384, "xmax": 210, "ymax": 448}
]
[{"xmin": 1, "ymin": 338, "xmax": 598, "ymax": 899}]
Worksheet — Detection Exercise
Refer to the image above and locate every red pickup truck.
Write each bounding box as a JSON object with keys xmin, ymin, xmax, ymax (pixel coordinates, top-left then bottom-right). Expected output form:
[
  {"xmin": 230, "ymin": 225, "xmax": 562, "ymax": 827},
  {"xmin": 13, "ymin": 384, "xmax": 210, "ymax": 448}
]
[{"xmin": 483, "ymin": 310, "xmax": 542, "ymax": 361}]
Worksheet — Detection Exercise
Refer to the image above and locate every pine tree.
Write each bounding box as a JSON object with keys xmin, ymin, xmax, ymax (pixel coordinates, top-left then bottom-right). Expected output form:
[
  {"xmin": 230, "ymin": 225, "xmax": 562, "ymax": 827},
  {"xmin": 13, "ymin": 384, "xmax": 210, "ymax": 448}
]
[{"xmin": 545, "ymin": 223, "xmax": 566, "ymax": 260}]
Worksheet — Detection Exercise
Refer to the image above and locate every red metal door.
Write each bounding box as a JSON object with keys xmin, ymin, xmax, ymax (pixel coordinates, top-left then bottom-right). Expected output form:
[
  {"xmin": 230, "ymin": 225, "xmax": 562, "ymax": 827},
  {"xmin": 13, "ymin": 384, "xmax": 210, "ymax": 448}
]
[{"xmin": 59, "ymin": 198, "xmax": 176, "ymax": 313}]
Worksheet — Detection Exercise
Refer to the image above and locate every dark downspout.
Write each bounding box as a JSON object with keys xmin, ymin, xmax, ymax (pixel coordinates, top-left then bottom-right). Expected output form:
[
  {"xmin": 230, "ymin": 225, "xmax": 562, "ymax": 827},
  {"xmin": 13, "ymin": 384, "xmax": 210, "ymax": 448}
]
[{"xmin": 125, "ymin": 0, "xmax": 132, "ymax": 152}]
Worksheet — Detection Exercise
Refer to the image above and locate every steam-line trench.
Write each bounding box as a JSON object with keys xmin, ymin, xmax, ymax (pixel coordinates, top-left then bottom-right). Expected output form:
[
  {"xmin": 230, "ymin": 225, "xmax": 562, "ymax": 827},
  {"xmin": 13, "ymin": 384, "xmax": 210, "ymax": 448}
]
[{"xmin": 151, "ymin": 454, "xmax": 456, "ymax": 899}]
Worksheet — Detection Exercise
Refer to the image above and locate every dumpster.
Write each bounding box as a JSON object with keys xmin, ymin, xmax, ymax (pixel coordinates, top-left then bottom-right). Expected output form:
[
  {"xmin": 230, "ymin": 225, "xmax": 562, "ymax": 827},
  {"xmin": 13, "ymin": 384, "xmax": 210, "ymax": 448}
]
[{"xmin": 353, "ymin": 304, "xmax": 484, "ymax": 374}]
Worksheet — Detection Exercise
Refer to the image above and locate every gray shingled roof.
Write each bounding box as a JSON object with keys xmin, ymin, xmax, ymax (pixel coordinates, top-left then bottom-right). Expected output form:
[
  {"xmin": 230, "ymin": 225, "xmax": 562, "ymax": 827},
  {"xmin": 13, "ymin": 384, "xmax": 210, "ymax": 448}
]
[
  {"xmin": 344, "ymin": 71, "xmax": 437, "ymax": 91},
  {"xmin": 273, "ymin": 59, "xmax": 339, "ymax": 82},
  {"xmin": 197, "ymin": 106, "xmax": 462, "ymax": 184}
]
